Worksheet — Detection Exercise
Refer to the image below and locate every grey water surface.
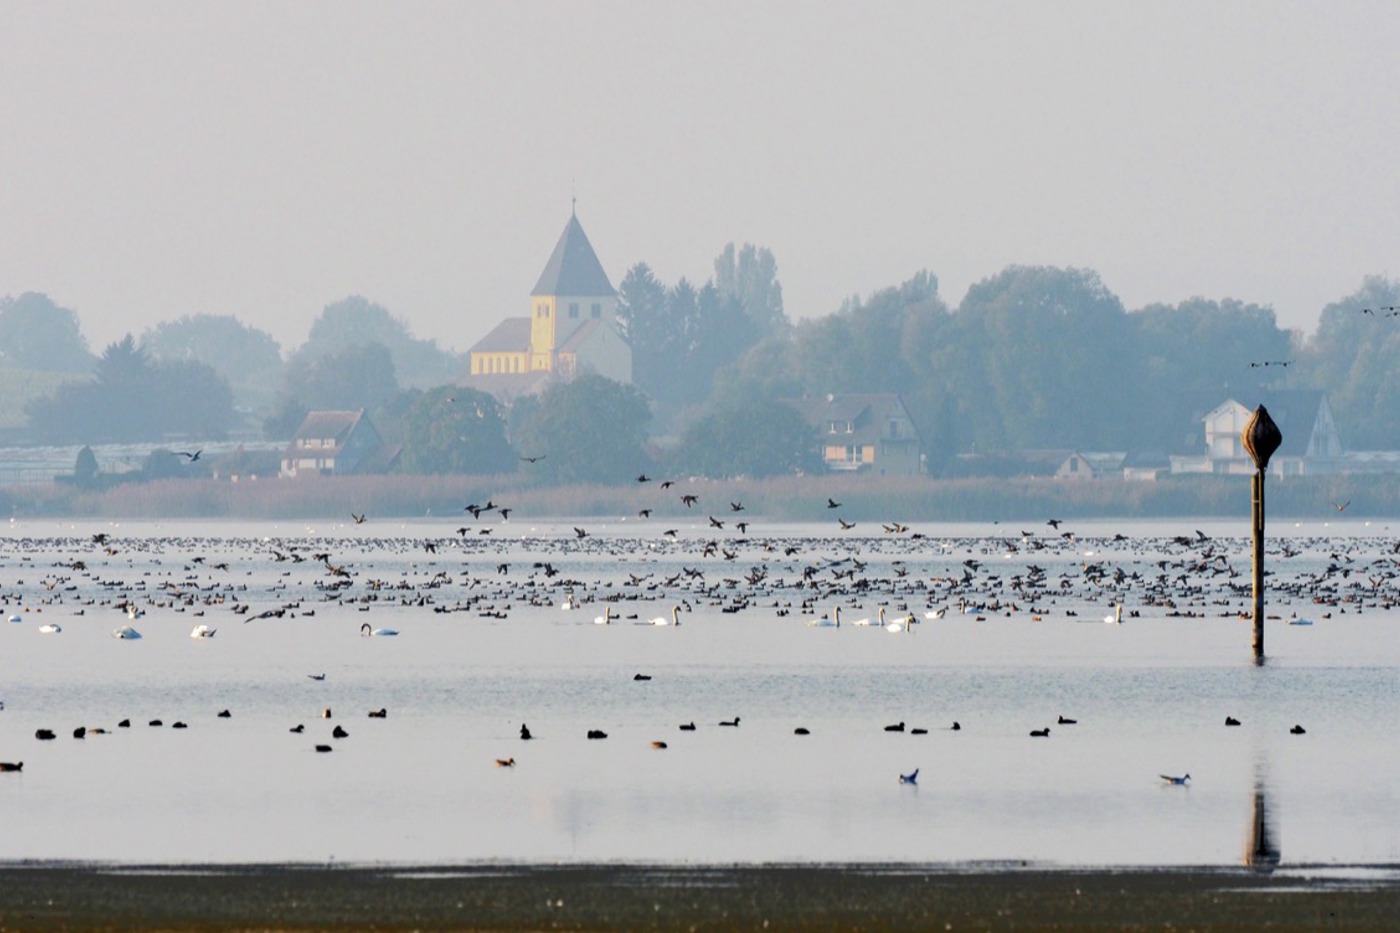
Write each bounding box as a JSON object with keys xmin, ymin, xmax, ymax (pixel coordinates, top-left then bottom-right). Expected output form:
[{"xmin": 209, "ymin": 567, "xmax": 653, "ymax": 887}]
[{"xmin": 0, "ymin": 518, "xmax": 1396, "ymax": 868}]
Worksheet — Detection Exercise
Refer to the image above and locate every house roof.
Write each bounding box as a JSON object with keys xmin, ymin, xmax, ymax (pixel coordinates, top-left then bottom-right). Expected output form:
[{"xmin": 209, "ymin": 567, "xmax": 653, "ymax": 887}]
[
  {"xmin": 531, "ymin": 213, "xmax": 616, "ymax": 298},
  {"xmin": 292, "ymin": 409, "xmax": 364, "ymax": 443},
  {"xmin": 469, "ymin": 318, "xmax": 531, "ymax": 355},
  {"xmin": 785, "ymin": 393, "xmax": 917, "ymax": 447}
]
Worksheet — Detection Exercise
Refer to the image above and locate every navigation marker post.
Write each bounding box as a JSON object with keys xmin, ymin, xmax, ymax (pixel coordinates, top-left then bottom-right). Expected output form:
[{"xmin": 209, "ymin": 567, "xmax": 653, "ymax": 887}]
[{"xmin": 1241, "ymin": 405, "xmax": 1282, "ymax": 664}]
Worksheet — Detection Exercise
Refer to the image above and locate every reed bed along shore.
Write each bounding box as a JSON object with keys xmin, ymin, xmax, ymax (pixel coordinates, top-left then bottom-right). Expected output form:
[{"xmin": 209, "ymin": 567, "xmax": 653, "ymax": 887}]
[
  {"xmin": 5, "ymin": 471, "xmax": 1398, "ymax": 523},
  {"xmin": 0, "ymin": 863, "xmax": 1397, "ymax": 932}
]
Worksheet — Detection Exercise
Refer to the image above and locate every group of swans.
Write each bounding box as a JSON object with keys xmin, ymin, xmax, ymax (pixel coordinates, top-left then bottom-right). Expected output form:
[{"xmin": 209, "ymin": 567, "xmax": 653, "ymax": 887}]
[
  {"xmin": 809, "ymin": 606, "xmax": 918, "ymax": 632},
  {"xmin": 583, "ymin": 602, "xmax": 680, "ymax": 626}
]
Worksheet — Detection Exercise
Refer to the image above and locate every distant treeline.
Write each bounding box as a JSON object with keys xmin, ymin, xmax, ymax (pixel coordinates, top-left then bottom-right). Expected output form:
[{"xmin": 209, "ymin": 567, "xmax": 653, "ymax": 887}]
[
  {"xmin": 713, "ymin": 269, "xmax": 1400, "ymax": 466},
  {"xmin": 9, "ymin": 263, "xmax": 1400, "ymax": 477}
]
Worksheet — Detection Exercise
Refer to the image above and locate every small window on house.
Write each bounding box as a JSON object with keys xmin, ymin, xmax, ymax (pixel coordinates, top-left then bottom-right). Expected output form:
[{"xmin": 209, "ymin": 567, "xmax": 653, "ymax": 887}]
[
  {"xmin": 569, "ymin": 303, "xmax": 579, "ymax": 319},
  {"xmin": 591, "ymin": 303, "xmax": 602, "ymax": 318}
]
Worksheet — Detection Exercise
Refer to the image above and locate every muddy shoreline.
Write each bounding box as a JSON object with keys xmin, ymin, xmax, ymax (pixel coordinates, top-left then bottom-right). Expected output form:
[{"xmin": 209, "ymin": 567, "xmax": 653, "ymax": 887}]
[{"xmin": 1, "ymin": 862, "xmax": 1397, "ymax": 931}]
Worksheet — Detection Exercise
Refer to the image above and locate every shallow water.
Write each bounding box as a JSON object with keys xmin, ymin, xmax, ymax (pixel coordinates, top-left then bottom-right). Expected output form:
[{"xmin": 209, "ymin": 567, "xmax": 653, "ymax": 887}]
[{"xmin": 1, "ymin": 517, "xmax": 1397, "ymax": 867}]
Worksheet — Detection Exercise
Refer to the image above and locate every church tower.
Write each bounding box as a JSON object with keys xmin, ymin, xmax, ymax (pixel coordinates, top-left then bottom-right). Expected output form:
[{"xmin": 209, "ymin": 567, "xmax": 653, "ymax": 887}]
[{"xmin": 528, "ymin": 208, "xmax": 617, "ymax": 371}]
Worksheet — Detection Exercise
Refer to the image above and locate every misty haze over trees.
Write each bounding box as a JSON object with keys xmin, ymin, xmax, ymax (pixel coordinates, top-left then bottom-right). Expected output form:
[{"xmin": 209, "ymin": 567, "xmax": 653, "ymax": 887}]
[{"xmin": 4, "ymin": 256, "xmax": 1400, "ymax": 485}]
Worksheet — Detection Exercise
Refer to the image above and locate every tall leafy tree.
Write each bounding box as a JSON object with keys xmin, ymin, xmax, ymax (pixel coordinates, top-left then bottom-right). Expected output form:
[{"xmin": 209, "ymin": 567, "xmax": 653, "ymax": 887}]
[
  {"xmin": 713, "ymin": 243, "xmax": 788, "ymax": 338},
  {"xmin": 673, "ymin": 400, "xmax": 821, "ymax": 479},
  {"xmin": 1295, "ymin": 276, "xmax": 1400, "ymax": 448},
  {"xmin": 399, "ymin": 386, "xmax": 515, "ymax": 474},
  {"xmin": 25, "ymin": 334, "xmax": 236, "ymax": 443},
  {"xmin": 615, "ymin": 262, "xmax": 680, "ymax": 401},
  {"xmin": 954, "ymin": 266, "xmax": 1134, "ymax": 451},
  {"xmin": 0, "ymin": 292, "xmax": 92, "ymax": 372},
  {"xmin": 617, "ymin": 250, "xmax": 784, "ymax": 413},
  {"xmin": 294, "ymin": 296, "xmax": 462, "ymax": 389},
  {"xmin": 1129, "ymin": 297, "xmax": 1294, "ymax": 450},
  {"xmin": 140, "ymin": 314, "xmax": 283, "ymax": 411},
  {"xmin": 516, "ymin": 374, "xmax": 651, "ymax": 485},
  {"xmin": 278, "ymin": 341, "xmax": 399, "ymax": 413}
]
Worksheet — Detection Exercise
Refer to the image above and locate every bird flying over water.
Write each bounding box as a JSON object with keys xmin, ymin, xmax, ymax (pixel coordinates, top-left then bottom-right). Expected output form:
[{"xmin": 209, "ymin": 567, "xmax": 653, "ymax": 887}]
[
  {"xmin": 899, "ymin": 768, "xmax": 919, "ymax": 785},
  {"xmin": 175, "ymin": 449, "xmax": 202, "ymax": 462}
]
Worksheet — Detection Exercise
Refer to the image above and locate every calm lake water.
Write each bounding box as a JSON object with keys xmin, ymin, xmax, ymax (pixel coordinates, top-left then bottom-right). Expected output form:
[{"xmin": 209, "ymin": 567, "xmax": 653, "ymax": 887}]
[{"xmin": 1, "ymin": 516, "xmax": 1397, "ymax": 868}]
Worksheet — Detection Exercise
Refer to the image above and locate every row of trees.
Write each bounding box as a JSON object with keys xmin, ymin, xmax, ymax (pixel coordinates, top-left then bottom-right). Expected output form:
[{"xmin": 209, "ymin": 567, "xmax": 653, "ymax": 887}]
[
  {"xmin": 11, "ymin": 258, "xmax": 1400, "ymax": 477},
  {"xmin": 616, "ymin": 244, "xmax": 787, "ymax": 414},
  {"xmin": 25, "ymin": 336, "xmax": 236, "ymax": 444},
  {"xmin": 713, "ymin": 267, "xmax": 1400, "ymax": 468}
]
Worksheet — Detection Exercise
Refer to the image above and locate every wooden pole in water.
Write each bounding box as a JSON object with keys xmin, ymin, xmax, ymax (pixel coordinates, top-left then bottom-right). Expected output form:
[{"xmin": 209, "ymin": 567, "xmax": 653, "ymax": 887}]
[
  {"xmin": 1250, "ymin": 470, "xmax": 1266, "ymax": 659},
  {"xmin": 1241, "ymin": 406, "xmax": 1282, "ymax": 665}
]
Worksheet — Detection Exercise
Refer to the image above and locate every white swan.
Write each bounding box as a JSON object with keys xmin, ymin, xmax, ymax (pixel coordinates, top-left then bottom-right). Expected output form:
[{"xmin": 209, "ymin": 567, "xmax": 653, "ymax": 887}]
[
  {"xmin": 850, "ymin": 608, "xmax": 879, "ymax": 627},
  {"xmin": 190, "ymin": 624, "xmax": 216, "ymax": 638},
  {"xmin": 112, "ymin": 625, "xmax": 142, "ymax": 639},
  {"xmin": 6, "ymin": 614, "xmax": 20, "ymax": 623},
  {"xmin": 924, "ymin": 606, "xmax": 948, "ymax": 621},
  {"xmin": 647, "ymin": 606, "xmax": 680, "ymax": 626},
  {"xmin": 360, "ymin": 622, "xmax": 399, "ymax": 636},
  {"xmin": 561, "ymin": 594, "xmax": 578, "ymax": 611},
  {"xmin": 594, "ymin": 606, "xmax": 613, "ymax": 625},
  {"xmin": 39, "ymin": 623, "xmax": 62, "ymax": 634},
  {"xmin": 886, "ymin": 613, "xmax": 915, "ymax": 633},
  {"xmin": 804, "ymin": 607, "xmax": 840, "ymax": 628},
  {"xmin": 1104, "ymin": 605, "xmax": 1123, "ymax": 625}
]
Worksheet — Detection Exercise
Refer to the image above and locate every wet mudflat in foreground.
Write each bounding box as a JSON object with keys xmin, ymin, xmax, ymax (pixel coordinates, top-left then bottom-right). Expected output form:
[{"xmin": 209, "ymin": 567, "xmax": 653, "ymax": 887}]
[{"xmin": 1, "ymin": 863, "xmax": 1398, "ymax": 931}]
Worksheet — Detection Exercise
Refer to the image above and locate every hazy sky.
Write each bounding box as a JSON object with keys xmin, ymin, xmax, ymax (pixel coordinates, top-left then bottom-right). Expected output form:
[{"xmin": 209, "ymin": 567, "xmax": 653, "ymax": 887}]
[{"xmin": 3, "ymin": 2, "xmax": 1398, "ymax": 357}]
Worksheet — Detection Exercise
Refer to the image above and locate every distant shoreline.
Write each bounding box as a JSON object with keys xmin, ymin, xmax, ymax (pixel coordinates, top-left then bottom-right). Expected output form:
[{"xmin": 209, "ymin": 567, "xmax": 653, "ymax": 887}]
[
  {"xmin": 4, "ymin": 471, "xmax": 1394, "ymax": 523},
  {"xmin": 2, "ymin": 862, "xmax": 1397, "ymax": 931}
]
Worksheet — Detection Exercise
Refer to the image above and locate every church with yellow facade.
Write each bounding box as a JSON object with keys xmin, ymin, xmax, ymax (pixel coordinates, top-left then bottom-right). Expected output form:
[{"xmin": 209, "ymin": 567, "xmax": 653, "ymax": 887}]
[{"xmin": 465, "ymin": 210, "xmax": 632, "ymax": 399}]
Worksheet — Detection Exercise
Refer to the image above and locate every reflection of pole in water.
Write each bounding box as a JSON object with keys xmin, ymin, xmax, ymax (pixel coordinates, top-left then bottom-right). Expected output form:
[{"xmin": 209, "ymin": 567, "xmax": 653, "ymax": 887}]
[{"xmin": 1243, "ymin": 778, "xmax": 1281, "ymax": 873}]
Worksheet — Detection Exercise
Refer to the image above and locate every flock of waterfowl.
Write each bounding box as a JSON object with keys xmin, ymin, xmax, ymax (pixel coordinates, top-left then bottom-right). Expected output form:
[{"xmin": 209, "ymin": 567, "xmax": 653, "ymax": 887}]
[{"xmin": 0, "ymin": 514, "xmax": 1371, "ymax": 783}]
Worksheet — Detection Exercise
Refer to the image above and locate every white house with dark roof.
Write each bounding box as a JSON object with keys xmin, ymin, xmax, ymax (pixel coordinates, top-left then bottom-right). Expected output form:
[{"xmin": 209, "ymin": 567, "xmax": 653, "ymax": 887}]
[
  {"xmin": 1169, "ymin": 390, "xmax": 1342, "ymax": 476},
  {"xmin": 465, "ymin": 210, "xmax": 631, "ymax": 399},
  {"xmin": 279, "ymin": 409, "xmax": 398, "ymax": 478},
  {"xmin": 785, "ymin": 393, "xmax": 923, "ymax": 476}
]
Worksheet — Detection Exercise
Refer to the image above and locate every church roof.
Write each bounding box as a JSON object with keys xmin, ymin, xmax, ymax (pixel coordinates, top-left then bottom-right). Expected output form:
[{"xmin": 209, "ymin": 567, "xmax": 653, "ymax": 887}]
[
  {"xmin": 531, "ymin": 213, "xmax": 616, "ymax": 298},
  {"xmin": 469, "ymin": 317, "xmax": 531, "ymax": 354}
]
